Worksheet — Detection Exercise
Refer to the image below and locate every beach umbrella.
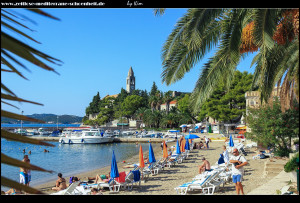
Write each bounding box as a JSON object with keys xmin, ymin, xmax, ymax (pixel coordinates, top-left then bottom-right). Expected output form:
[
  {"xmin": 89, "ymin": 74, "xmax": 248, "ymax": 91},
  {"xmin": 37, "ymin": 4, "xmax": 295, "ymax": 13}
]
[
  {"xmin": 169, "ymin": 130, "xmax": 180, "ymax": 132},
  {"xmin": 185, "ymin": 134, "xmax": 200, "ymax": 139},
  {"xmin": 181, "ymin": 139, "xmax": 185, "ymax": 152},
  {"xmin": 110, "ymin": 150, "xmax": 119, "ymax": 191},
  {"xmin": 229, "ymin": 134, "xmax": 234, "ymax": 147},
  {"xmin": 149, "ymin": 143, "xmax": 156, "ymax": 163},
  {"xmin": 176, "ymin": 139, "xmax": 181, "ymax": 154},
  {"xmin": 139, "ymin": 145, "xmax": 145, "ymax": 169},
  {"xmin": 163, "ymin": 140, "xmax": 168, "ymax": 158},
  {"xmin": 185, "ymin": 138, "xmax": 190, "ymax": 150},
  {"xmin": 110, "ymin": 150, "xmax": 119, "ymax": 179}
]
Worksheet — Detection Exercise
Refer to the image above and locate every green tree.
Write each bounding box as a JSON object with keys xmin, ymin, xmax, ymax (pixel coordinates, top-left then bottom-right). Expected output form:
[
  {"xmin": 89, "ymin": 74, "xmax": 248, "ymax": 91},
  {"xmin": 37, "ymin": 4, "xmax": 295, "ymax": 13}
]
[
  {"xmin": 121, "ymin": 95, "xmax": 144, "ymax": 121},
  {"xmin": 162, "ymin": 90, "xmax": 174, "ymax": 114},
  {"xmin": 246, "ymin": 98, "xmax": 299, "ymax": 157},
  {"xmin": 197, "ymin": 71, "xmax": 253, "ymax": 123},
  {"xmin": 150, "ymin": 81, "xmax": 158, "ymax": 97},
  {"xmin": 156, "ymin": 8, "xmax": 299, "ymax": 113}
]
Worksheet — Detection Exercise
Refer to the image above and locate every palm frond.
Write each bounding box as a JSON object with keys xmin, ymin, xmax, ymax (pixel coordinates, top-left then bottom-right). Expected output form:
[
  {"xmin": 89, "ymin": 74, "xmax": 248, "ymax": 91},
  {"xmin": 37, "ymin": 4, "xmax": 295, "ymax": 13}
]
[
  {"xmin": 161, "ymin": 9, "xmax": 224, "ymax": 85},
  {"xmin": 153, "ymin": 8, "xmax": 165, "ymax": 16},
  {"xmin": 190, "ymin": 9, "xmax": 247, "ymax": 113},
  {"xmin": 1, "ymin": 9, "xmax": 61, "ymax": 193}
]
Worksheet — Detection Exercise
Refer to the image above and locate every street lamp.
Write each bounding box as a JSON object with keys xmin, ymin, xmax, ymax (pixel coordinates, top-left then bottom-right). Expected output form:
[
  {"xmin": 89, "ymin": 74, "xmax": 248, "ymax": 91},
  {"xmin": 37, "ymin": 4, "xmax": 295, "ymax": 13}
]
[{"xmin": 21, "ymin": 110, "xmax": 24, "ymax": 136}]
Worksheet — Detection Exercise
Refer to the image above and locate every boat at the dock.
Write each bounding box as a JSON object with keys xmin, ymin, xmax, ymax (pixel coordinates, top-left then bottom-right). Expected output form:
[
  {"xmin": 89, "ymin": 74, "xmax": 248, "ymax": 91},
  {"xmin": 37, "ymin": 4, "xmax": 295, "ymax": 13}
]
[{"xmin": 59, "ymin": 128, "xmax": 114, "ymax": 144}]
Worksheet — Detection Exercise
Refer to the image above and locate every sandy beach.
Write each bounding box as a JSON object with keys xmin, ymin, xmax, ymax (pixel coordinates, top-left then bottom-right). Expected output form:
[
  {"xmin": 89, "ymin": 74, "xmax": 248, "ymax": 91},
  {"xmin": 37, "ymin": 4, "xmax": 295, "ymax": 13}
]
[{"xmin": 35, "ymin": 135, "xmax": 287, "ymax": 195}]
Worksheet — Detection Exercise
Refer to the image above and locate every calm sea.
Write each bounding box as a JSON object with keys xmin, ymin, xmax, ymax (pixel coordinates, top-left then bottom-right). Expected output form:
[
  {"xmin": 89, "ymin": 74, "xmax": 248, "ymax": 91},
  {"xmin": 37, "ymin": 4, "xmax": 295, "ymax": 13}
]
[{"xmin": 1, "ymin": 138, "xmax": 158, "ymax": 191}]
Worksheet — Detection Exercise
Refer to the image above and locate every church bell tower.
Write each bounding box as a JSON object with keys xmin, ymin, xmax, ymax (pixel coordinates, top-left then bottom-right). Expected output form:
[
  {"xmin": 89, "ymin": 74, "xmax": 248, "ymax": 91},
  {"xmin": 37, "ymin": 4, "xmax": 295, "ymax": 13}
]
[{"xmin": 126, "ymin": 66, "xmax": 135, "ymax": 93}]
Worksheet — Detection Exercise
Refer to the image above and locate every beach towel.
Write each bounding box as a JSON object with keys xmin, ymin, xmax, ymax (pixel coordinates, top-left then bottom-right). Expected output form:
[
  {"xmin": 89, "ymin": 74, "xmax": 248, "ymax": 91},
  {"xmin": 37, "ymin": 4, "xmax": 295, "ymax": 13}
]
[
  {"xmin": 132, "ymin": 170, "xmax": 140, "ymax": 182},
  {"xmin": 116, "ymin": 171, "xmax": 126, "ymax": 183},
  {"xmin": 218, "ymin": 154, "xmax": 225, "ymax": 164}
]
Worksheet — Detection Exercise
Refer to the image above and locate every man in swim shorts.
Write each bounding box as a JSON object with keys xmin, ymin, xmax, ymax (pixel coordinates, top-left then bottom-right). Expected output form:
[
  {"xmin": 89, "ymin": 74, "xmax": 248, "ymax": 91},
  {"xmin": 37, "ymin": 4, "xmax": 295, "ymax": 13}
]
[
  {"xmin": 20, "ymin": 155, "xmax": 29, "ymax": 185},
  {"xmin": 198, "ymin": 157, "xmax": 211, "ymax": 174},
  {"xmin": 230, "ymin": 148, "xmax": 248, "ymax": 195}
]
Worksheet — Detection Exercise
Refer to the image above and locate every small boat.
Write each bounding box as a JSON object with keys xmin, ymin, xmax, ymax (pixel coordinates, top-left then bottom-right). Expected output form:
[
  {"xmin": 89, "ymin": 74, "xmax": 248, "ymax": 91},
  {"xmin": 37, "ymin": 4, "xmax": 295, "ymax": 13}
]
[
  {"xmin": 147, "ymin": 130, "xmax": 163, "ymax": 138},
  {"xmin": 113, "ymin": 130, "xmax": 121, "ymax": 136},
  {"xmin": 14, "ymin": 128, "xmax": 28, "ymax": 136},
  {"xmin": 26, "ymin": 129, "xmax": 39, "ymax": 136},
  {"xmin": 49, "ymin": 130, "xmax": 61, "ymax": 137},
  {"xmin": 59, "ymin": 128, "xmax": 114, "ymax": 144},
  {"xmin": 164, "ymin": 130, "xmax": 182, "ymax": 138},
  {"xmin": 38, "ymin": 128, "xmax": 51, "ymax": 136}
]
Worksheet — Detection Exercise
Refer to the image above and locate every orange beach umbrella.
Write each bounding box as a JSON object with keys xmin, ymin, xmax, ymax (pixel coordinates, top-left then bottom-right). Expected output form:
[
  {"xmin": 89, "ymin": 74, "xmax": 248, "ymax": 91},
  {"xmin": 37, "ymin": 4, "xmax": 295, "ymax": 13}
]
[
  {"xmin": 180, "ymin": 138, "xmax": 186, "ymax": 152},
  {"xmin": 163, "ymin": 141, "xmax": 168, "ymax": 158},
  {"xmin": 139, "ymin": 145, "xmax": 145, "ymax": 169}
]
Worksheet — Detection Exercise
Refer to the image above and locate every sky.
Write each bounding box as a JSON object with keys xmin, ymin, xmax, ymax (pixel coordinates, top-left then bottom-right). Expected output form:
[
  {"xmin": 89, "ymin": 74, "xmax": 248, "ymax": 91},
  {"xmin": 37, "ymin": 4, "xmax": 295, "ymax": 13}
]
[{"xmin": 2, "ymin": 8, "xmax": 257, "ymax": 117}]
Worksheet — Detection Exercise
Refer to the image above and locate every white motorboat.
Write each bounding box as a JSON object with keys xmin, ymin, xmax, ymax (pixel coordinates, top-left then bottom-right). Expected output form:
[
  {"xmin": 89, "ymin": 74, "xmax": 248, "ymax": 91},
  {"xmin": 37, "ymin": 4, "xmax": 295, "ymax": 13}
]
[
  {"xmin": 164, "ymin": 130, "xmax": 182, "ymax": 138},
  {"xmin": 14, "ymin": 128, "xmax": 28, "ymax": 136},
  {"xmin": 147, "ymin": 130, "xmax": 163, "ymax": 138},
  {"xmin": 113, "ymin": 130, "xmax": 120, "ymax": 136},
  {"xmin": 59, "ymin": 128, "xmax": 114, "ymax": 144},
  {"xmin": 137, "ymin": 131, "xmax": 151, "ymax": 138},
  {"xmin": 38, "ymin": 128, "xmax": 51, "ymax": 136}
]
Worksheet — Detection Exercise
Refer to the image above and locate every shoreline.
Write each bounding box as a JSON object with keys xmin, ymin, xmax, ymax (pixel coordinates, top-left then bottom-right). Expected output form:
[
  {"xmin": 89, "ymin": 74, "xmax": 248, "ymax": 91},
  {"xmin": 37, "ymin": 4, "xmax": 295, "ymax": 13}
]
[{"xmin": 32, "ymin": 135, "xmax": 288, "ymax": 195}]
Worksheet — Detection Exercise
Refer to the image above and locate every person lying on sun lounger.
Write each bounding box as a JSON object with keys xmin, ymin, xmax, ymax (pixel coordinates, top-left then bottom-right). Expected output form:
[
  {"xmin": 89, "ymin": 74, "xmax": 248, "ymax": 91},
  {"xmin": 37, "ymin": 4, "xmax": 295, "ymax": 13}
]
[
  {"xmin": 122, "ymin": 158, "xmax": 150, "ymax": 168},
  {"xmin": 88, "ymin": 173, "xmax": 110, "ymax": 184}
]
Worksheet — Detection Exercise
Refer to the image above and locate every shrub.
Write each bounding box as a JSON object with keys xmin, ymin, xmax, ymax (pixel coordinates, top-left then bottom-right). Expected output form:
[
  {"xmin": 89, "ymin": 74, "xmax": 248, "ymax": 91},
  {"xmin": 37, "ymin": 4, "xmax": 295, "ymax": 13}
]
[{"xmin": 284, "ymin": 153, "xmax": 299, "ymax": 172}]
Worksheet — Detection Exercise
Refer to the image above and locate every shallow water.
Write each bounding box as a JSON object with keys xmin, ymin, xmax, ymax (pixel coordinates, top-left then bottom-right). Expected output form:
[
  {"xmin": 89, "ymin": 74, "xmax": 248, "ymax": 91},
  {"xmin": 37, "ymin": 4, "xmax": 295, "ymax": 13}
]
[{"xmin": 1, "ymin": 138, "xmax": 157, "ymax": 191}]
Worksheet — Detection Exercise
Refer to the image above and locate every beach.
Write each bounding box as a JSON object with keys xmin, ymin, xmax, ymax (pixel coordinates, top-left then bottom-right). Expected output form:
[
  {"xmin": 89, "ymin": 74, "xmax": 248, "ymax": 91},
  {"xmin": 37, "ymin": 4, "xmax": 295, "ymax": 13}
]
[{"xmin": 34, "ymin": 135, "xmax": 288, "ymax": 195}]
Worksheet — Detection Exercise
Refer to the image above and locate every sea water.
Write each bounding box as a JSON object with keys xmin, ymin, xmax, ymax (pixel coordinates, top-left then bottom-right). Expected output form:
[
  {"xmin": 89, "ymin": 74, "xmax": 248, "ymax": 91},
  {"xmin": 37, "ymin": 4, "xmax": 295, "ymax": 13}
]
[{"xmin": 1, "ymin": 138, "xmax": 158, "ymax": 191}]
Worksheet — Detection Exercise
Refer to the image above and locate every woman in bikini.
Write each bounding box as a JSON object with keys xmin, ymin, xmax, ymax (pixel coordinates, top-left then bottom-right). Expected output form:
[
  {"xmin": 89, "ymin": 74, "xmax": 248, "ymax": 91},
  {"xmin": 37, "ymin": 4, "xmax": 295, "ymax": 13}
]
[{"xmin": 52, "ymin": 173, "xmax": 67, "ymax": 191}]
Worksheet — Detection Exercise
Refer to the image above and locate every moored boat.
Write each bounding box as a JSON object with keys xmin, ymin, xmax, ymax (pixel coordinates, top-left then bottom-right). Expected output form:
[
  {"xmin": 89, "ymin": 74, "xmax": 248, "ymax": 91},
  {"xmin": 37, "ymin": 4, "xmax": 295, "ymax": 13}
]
[{"xmin": 59, "ymin": 128, "xmax": 114, "ymax": 144}]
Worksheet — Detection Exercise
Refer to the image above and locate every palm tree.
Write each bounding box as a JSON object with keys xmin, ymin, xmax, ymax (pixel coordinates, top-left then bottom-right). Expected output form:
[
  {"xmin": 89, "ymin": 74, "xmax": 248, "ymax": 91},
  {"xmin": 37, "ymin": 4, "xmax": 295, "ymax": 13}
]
[
  {"xmin": 156, "ymin": 8, "xmax": 299, "ymax": 113},
  {"xmin": 162, "ymin": 90, "xmax": 174, "ymax": 114},
  {"xmin": 1, "ymin": 9, "xmax": 62, "ymax": 193}
]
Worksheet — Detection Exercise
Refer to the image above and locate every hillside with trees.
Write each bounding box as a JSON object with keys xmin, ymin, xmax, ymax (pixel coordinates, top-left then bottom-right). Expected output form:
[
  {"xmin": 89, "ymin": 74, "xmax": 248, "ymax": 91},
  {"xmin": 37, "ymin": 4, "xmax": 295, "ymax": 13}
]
[
  {"xmin": 83, "ymin": 70, "xmax": 253, "ymax": 128},
  {"xmin": 1, "ymin": 114, "xmax": 83, "ymax": 124}
]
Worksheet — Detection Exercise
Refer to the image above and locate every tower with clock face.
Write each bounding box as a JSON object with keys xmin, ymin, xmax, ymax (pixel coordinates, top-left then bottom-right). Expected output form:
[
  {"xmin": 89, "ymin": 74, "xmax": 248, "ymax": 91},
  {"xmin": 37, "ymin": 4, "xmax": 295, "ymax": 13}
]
[{"xmin": 126, "ymin": 66, "xmax": 135, "ymax": 93}]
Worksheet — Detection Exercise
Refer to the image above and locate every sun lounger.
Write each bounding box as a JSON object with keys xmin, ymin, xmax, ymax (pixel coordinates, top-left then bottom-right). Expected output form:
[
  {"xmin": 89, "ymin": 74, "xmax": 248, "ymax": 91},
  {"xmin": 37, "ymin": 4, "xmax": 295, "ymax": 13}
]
[
  {"xmin": 175, "ymin": 171, "xmax": 219, "ymax": 195},
  {"xmin": 51, "ymin": 181, "xmax": 82, "ymax": 195},
  {"xmin": 125, "ymin": 169, "xmax": 141, "ymax": 190},
  {"xmin": 97, "ymin": 171, "xmax": 131, "ymax": 193}
]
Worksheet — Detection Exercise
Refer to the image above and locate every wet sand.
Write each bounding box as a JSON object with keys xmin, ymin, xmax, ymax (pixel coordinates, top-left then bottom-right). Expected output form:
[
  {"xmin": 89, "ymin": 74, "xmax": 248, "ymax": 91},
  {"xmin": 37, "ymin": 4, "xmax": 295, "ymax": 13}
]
[{"xmin": 34, "ymin": 135, "xmax": 285, "ymax": 195}]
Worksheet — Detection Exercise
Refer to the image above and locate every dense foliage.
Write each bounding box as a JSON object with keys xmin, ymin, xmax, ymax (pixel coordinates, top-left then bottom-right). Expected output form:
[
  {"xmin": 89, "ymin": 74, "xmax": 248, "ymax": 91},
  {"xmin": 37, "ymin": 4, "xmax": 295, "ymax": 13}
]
[
  {"xmin": 246, "ymin": 98, "xmax": 299, "ymax": 157},
  {"xmin": 198, "ymin": 71, "xmax": 253, "ymax": 123}
]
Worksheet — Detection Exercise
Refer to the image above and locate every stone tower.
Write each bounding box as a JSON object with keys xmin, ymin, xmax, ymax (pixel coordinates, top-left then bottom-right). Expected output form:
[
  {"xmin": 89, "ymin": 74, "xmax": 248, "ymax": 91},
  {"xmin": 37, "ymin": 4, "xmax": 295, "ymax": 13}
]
[{"xmin": 126, "ymin": 66, "xmax": 135, "ymax": 93}]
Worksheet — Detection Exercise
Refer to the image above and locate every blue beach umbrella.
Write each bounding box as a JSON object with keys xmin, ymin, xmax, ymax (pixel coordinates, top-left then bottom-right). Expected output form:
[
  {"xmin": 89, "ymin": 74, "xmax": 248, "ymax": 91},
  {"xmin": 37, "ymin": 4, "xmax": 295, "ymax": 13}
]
[
  {"xmin": 185, "ymin": 134, "xmax": 200, "ymax": 139},
  {"xmin": 169, "ymin": 130, "xmax": 180, "ymax": 133},
  {"xmin": 176, "ymin": 139, "xmax": 181, "ymax": 154},
  {"xmin": 229, "ymin": 134, "xmax": 234, "ymax": 147},
  {"xmin": 149, "ymin": 143, "xmax": 156, "ymax": 163},
  {"xmin": 184, "ymin": 138, "xmax": 190, "ymax": 150},
  {"xmin": 110, "ymin": 150, "xmax": 119, "ymax": 179}
]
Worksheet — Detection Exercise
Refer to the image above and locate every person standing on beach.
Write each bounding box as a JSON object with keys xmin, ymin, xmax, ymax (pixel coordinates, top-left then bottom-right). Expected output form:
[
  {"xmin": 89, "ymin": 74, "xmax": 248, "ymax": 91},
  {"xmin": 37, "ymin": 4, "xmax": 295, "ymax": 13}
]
[
  {"xmin": 19, "ymin": 155, "xmax": 29, "ymax": 186},
  {"xmin": 229, "ymin": 148, "xmax": 248, "ymax": 195},
  {"xmin": 204, "ymin": 136, "xmax": 209, "ymax": 149},
  {"xmin": 222, "ymin": 145, "xmax": 229, "ymax": 165}
]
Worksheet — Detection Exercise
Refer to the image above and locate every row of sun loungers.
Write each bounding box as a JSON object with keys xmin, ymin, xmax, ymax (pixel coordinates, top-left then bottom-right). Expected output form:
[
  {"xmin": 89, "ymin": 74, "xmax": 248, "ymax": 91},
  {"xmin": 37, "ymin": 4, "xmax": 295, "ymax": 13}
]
[{"xmin": 52, "ymin": 143, "xmax": 195, "ymax": 195}]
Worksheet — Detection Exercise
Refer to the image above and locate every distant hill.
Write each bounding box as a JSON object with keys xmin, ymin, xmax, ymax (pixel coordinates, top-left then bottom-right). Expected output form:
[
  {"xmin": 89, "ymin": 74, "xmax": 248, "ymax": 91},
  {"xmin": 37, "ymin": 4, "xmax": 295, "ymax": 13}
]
[{"xmin": 1, "ymin": 113, "xmax": 83, "ymax": 124}]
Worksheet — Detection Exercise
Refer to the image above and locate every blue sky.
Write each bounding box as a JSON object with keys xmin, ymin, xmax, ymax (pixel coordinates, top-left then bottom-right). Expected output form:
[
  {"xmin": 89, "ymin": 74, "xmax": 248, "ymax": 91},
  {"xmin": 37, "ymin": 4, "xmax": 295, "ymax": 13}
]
[{"xmin": 2, "ymin": 8, "xmax": 257, "ymax": 117}]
